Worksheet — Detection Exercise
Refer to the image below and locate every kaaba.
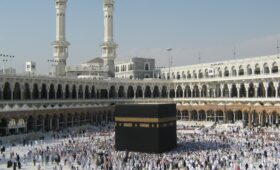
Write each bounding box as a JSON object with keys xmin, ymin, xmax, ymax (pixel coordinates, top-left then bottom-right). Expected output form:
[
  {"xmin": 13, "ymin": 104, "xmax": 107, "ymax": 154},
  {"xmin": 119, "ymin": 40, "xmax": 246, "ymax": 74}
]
[{"xmin": 115, "ymin": 104, "xmax": 177, "ymax": 153}]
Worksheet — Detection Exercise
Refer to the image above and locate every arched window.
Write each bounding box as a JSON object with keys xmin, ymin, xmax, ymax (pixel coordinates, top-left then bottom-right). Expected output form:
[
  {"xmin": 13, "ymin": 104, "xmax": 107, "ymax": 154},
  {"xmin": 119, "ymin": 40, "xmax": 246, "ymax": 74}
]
[
  {"xmin": 263, "ymin": 63, "xmax": 270, "ymax": 74},
  {"xmin": 247, "ymin": 65, "xmax": 252, "ymax": 75},
  {"xmin": 145, "ymin": 63, "xmax": 149, "ymax": 71},
  {"xmin": 254, "ymin": 64, "xmax": 260, "ymax": 75},
  {"xmin": 272, "ymin": 62, "xmax": 278, "ymax": 73},
  {"xmin": 224, "ymin": 67, "xmax": 229, "ymax": 77}
]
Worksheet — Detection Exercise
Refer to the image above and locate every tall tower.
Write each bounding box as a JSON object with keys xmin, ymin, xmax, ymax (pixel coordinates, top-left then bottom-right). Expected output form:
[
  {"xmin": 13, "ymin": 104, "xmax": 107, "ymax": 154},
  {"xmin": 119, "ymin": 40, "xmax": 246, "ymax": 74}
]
[
  {"xmin": 52, "ymin": 0, "xmax": 70, "ymax": 76},
  {"xmin": 101, "ymin": 0, "xmax": 118, "ymax": 77}
]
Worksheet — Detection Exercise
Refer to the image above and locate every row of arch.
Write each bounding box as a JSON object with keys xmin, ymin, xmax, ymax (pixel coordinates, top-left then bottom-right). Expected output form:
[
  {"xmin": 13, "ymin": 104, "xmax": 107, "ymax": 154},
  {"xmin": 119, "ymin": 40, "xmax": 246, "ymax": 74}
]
[
  {"xmin": 1, "ymin": 81, "xmax": 280, "ymax": 101},
  {"xmin": 160, "ymin": 62, "xmax": 279, "ymax": 80},
  {"xmin": 182, "ymin": 82, "xmax": 279, "ymax": 98},
  {"xmin": 177, "ymin": 109, "xmax": 280, "ymax": 127},
  {"xmin": 0, "ymin": 111, "xmax": 114, "ymax": 136}
]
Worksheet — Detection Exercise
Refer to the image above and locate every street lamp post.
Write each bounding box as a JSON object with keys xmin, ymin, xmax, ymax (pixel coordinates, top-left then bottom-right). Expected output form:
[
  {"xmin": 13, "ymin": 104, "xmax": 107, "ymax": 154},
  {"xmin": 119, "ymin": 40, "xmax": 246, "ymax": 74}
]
[{"xmin": 167, "ymin": 48, "xmax": 172, "ymax": 80}]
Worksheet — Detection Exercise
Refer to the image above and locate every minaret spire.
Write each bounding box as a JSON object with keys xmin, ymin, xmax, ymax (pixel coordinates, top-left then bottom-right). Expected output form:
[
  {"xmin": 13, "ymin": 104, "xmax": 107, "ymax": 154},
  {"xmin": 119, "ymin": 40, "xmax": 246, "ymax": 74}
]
[
  {"xmin": 52, "ymin": 0, "xmax": 70, "ymax": 76},
  {"xmin": 101, "ymin": 0, "xmax": 118, "ymax": 77}
]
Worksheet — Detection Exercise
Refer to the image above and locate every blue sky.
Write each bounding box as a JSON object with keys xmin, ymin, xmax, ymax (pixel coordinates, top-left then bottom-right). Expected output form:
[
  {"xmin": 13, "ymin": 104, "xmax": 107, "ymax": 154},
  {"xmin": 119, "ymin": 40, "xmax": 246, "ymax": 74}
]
[{"xmin": 0, "ymin": 0, "xmax": 280, "ymax": 73}]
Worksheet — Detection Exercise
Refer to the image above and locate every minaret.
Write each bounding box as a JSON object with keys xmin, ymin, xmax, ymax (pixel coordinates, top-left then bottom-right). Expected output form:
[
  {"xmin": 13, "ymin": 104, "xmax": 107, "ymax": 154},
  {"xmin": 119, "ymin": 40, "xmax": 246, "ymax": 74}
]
[
  {"xmin": 101, "ymin": 0, "xmax": 118, "ymax": 77},
  {"xmin": 52, "ymin": 0, "xmax": 70, "ymax": 76}
]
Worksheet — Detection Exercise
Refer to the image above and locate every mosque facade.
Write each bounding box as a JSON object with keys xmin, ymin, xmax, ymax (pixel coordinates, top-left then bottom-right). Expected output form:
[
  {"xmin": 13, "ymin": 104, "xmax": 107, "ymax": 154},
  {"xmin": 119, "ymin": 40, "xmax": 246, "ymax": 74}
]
[{"xmin": 0, "ymin": 0, "xmax": 280, "ymax": 136}]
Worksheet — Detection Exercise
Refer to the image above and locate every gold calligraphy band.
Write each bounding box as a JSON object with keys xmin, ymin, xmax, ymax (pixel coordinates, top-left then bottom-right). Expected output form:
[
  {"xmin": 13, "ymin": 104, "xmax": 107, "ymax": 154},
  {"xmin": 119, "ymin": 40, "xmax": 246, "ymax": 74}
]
[{"xmin": 115, "ymin": 117, "xmax": 176, "ymax": 123}]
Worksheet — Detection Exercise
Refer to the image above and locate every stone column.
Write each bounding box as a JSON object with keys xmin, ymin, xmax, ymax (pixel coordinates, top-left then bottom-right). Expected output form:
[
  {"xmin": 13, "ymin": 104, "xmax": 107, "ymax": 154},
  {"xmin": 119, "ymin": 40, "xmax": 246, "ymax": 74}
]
[
  {"xmin": 269, "ymin": 115, "xmax": 272, "ymax": 126},
  {"xmin": 42, "ymin": 119, "xmax": 45, "ymax": 132},
  {"xmin": 0, "ymin": 86, "xmax": 3, "ymax": 100},
  {"xmin": 6, "ymin": 128, "xmax": 10, "ymax": 136},
  {"xmin": 30, "ymin": 87, "xmax": 33, "ymax": 100},
  {"xmin": 237, "ymin": 88, "xmax": 240, "ymax": 98},
  {"xmin": 265, "ymin": 115, "xmax": 268, "ymax": 125},
  {"xmin": 198, "ymin": 87, "xmax": 202, "ymax": 98},
  {"xmin": 71, "ymin": 116, "xmax": 74, "ymax": 127},
  {"xmin": 223, "ymin": 111, "xmax": 226, "ymax": 123},
  {"xmin": 248, "ymin": 112, "xmax": 252, "ymax": 128},
  {"xmin": 11, "ymin": 89, "xmax": 13, "ymax": 100},
  {"xmin": 273, "ymin": 82, "xmax": 278, "ymax": 98},
  {"xmin": 56, "ymin": 118, "xmax": 59, "ymax": 130},
  {"xmin": 259, "ymin": 114, "xmax": 261, "ymax": 126},
  {"xmin": 33, "ymin": 117, "xmax": 38, "ymax": 132},
  {"xmin": 167, "ymin": 90, "xmax": 170, "ymax": 99},
  {"xmin": 46, "ymin": 87, "xmax": 50, "ymax": 100},
  {"xmin": 21, "ymin": 88, "xmax": 24, "ymax": 100},
  {"xmin": 49, "ymin": 119, "xmax": 52, "ymax": 130},
  {"xmin": 264, "ymin": 83, "xmax": 268, "ymax": 98}
]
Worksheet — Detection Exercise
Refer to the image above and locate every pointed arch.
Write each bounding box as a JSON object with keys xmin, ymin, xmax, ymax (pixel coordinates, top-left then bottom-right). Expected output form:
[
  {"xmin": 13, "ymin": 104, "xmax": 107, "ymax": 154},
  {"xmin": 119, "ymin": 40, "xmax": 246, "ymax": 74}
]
[
  {"xmin": 144, "ymin": 86, "xmax": 152, "ymax": 98},
  {"xmin": 56, "ymin": 84, "xmax": 63, "ymax": 99},
  {"xmin": 267, "ymin": 82, "xmax": 276, "ymax": 97},
  {"xmin": 201, "ymin": 85, "xmax": 207, "ymax": 97},
  {"xmin": 231, "ymin": 84, "xmax": 237, "ymax": 97},
  {"xmin": 13, "ymin": 83, "xmax": 21, "ymax": 100},
  {"xmin": 85, "ymin": 85, "xmax": 90, "ymax": 99},
  {"xmin": 223, "ymin": 84, "xmax": 229, "ymax": 97},
  {"xmin": 153, "ymin": 86, "xmax": 160, "ymax": 98},
  {"xmin": 65, "ymin": 84, "xmax": 70, "ymax": 99},
  {"xmin": 23, "ymin": 83, "xmax": 31, "ymax": 100},
  {"xmin": 78, "ymin": 85, "xmax": 83, "ymax": 99},
  {"xmin": 169, "ymin": 89, "xmax": 175, "ymax": 98},
  {"xmin": 109, "ymin": 86, "xmax": 116, "ymax": 99},
  {"xmin": 248, "ymin": 83, "xmax": 254, "ymax": 97},
  {"xmin": 193, "ymin": 85, "xmax": 199, "ymax": 97},
  {"xmin": 49, "ymin": 84, "xmax": 55, "ymax": 100},
  {"xmin": 161, "ymin": 86, "xmax": 167, "ymax": 98},
  {"xmin": 185, "ymin": 85, "xmax": 191, "ymax": 98},
  {"xmin": 32, "ymin": 83, "xmax": 39, "ymax": 99},
  {"xmin": 257, "ymin": 82, "xmax": 265, "ymax": 97},
  {"xmin": 127, "ymin": 86, "xmax": 134, "ymax": 99},
  {"xmin": 72, "ymin": 85, "xmax": 77, "ymax": 99},
  {"xmin": 41, "ymin": 84, "xmax": 48, "ymax": 99},
  {"xmin": 176, "ymin": 85, "xmax": 183, "ymax": 98},
  {"xmin": 135, "ymin": 86, "xmax": 143, "ymax": 98},
  {"xmin": 239, "ymin": 83, "xmax": 246, "ymax": 98},
  {"xmin": 118, "ymin": 86, "xmax": 125, "ymax": 98}
]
